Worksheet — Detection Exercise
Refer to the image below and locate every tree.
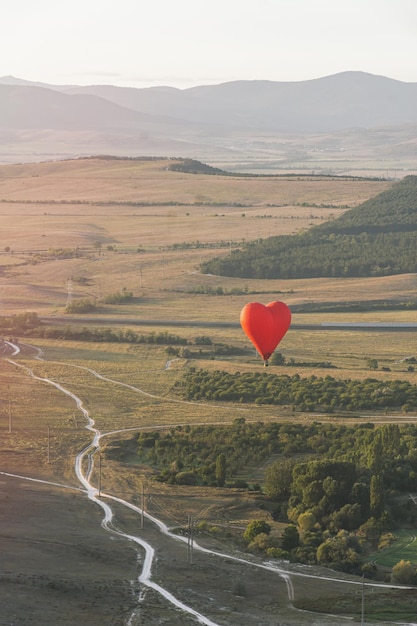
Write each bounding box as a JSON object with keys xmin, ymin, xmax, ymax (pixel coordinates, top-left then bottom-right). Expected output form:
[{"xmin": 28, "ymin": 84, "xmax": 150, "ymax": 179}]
[
  {"xmin": 215, "ymin": 453, "xmax": 226, "ymax": 487},
  {"xmin": 264, "ymin": 458, "xmax": 295, "ymax": 501},
  {"xmin": 243, "ymin": 520, "xmax": 271, "ymax": 543},
  {"xmin": 329, "ymin": 503, "xmax": 362, "ymax": 531},
  {"xmin": 248, "ymin": 532, "xmax": 271, "ymax": 553},
  {"xmin": 379, "ymin": 424, "xmax": 401, "ymax": 458},
  {"xmin": 297, "ymin": 511, "xmax": 317, "ymax": 533},
  {"xmin": 316, "ymin": 531, "xmax": 361, "ymax": 572},
  {"xmin": 391, "ymin": 560, "xmax": 416, "ymax": 585},
  {"xmin": 370, "ymin": 474, "xmax": 385, "ymax": 518},
  {"xmin": 281, "ymin": 524, "xmax": 299, "ymax": 551},
  {"xmin": 270, "ymin": 352, "xmax": 286, "ymax": 365},
  {"xmin": 65, "ymin": 298, "xmax": 97, "ymax": 314},
  {"xmin": 350, "ymin": 482, "xmax": 370, "ymax": 520}
]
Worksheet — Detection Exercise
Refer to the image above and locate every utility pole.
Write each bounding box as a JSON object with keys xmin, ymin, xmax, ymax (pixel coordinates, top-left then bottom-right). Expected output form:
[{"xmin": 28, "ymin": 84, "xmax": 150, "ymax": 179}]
[
  {"xmin": 7, "ymin": 384, "xmax": 12, "ymax": 434},
  {"xmin": 361, "ymin": 574, "xmax": 365, "ymax": 626},
  {"xmin": 187, "ymin": 515, "xmax": 194, "ymax": 564},
  {"xmin": 98, "ymin": 453, "xmax": 102, "ymax": 496},
  {"xmin": 47, "ymin": 425, "xmax": 50, "ymax": 463},
  {"xmin": 140, "ymin": 480, "xmax": 145, "ymax": 529}
]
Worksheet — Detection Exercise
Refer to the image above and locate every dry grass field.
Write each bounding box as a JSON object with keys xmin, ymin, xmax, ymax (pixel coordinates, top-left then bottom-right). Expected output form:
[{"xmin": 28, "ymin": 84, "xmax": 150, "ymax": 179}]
[
  {"xmin": 1, "ymin": 158, "xmax": 417, "ymax": 625},
  {"xmin": 0, "ymin": 157, "xmax": 399, "ymax": 317}
]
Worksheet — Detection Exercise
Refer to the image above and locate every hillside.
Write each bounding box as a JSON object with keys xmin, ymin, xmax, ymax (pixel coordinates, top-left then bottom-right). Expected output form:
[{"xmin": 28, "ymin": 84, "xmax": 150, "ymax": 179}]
[
  {"xmin": 317, "ymin": 175, "xmax": 417, "ymax": 234},
  {"xmin": 201, "ymin": 175, "xmax": 417, "ymax": 279}
]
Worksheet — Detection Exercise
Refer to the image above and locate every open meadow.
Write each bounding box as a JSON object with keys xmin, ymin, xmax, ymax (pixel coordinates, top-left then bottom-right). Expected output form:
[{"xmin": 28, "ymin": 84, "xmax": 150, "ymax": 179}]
[{"xmin": 1, "ymin": 158, "xmax": 417, "ymax": 625}]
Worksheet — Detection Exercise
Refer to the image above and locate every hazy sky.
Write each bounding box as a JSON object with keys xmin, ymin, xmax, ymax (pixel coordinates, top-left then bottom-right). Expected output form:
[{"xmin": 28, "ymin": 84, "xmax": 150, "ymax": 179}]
[{"xmin": 3, "ymin": 0, "xmax": 417, "ymax": 88}]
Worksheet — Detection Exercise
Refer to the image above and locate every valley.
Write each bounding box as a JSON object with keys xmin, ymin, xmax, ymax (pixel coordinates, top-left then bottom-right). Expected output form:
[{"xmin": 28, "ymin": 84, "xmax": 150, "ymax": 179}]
[{"xmin": 1, "ymin": 158, "xmax": 417, "ymax": 624}]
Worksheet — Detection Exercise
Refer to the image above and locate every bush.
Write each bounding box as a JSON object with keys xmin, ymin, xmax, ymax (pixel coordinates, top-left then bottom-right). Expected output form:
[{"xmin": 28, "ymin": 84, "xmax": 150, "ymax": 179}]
[
  {"xmin": 243, "ymin": 520, "xmax": 271, "ymax": 543},
  {"xmin": 175, "ymin": 471, "xmax": 198, "ymax": 485},
  {"xmin": 248, "ymin": 532, "xmax": 271, "ymax": 552},
  {"xmin": 232, "ymin": 580, "xmax": 247, "ymax": 597},
  {"xmin": 102, "ymin": 290, "xmax": 133, "ymax": 304},
  {"xmin": 391, "ymin": 560, "xmax": 417, "ymax": 585},
  {"xmin": 65, "ymin": 299, "xmax": 97, "ymax": 313}
]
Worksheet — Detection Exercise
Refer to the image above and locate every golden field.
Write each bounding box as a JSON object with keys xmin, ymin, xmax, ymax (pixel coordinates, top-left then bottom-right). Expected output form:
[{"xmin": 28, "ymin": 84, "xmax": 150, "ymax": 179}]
[
  {"xmin": 0, "ymin": 156, "xmax": 400, "ymax": 317},
  {"xmin": 0, "ymin": 158, "xmax": 416, "ymax": 626}
]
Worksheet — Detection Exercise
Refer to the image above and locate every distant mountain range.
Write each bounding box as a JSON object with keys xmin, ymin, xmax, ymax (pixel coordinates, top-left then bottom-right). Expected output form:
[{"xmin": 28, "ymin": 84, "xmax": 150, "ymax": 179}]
[
  {"xmin": 1, "ymin": 72, "xmax": 417, "ymax": 169},
  {"xmin": 3, "ymin": 71, "xmax": 417, "ymax": 132}
]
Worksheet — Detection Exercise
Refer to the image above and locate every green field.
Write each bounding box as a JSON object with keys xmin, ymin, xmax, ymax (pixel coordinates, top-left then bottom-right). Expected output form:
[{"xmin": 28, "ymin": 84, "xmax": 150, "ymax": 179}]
[{"xmin": 371, "ymin": 529, "xmax": 417, "ymax": 567}]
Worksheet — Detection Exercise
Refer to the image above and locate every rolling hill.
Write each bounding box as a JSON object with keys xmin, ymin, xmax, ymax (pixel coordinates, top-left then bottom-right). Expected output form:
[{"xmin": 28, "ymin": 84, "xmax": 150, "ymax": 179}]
[{"xmin": 201, "ymin": 175, "xmax": 417, "ymax": 280}]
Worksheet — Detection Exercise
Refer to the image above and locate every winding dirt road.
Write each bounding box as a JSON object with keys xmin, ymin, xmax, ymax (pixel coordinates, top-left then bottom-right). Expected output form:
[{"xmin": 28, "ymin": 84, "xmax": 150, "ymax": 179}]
[{"xmin": 1, "ymin": 339, "xmax": 415, "ymax": 626}]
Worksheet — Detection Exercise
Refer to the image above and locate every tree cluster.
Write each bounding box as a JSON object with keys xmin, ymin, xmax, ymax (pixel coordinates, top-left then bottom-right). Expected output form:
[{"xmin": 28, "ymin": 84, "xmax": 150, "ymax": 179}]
[
  {"xmin": 0, "ymin": 312, "xmax": 41, "ymax": 334},
  {"xmin": 175, "ymin": 368, "xmax": 417, "ymax": 412},
  {"xmin": 262, "ymin": 423, "xmax": 417, "ymax": 577},
  {"xmin": 101, "ymin": 290, "xmax": 134, "ymax": 304},
  {"xmin": 107, "ymin": 419, "xmax": 417, "ymax": 577},
  {"xmin": 31, "ymin": 325, "xmax": 189, "ymax": 346},
  {"xmin": 168, "ymin": 158, "xmax": 229, "ymax": 176},
  {"xmin": 116, "ymin": 419, "xmax": 275, "ymax": 488}
]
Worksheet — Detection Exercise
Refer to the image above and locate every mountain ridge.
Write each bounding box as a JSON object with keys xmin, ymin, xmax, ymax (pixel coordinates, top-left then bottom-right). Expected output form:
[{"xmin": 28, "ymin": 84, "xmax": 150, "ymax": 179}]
[
  {"xmin": 2, "ymin": 71, "xmax": 417, "ymax": 132},
  {"xmin": 1, "ymin": 72, "xmax": 417, "ymax": 171}
]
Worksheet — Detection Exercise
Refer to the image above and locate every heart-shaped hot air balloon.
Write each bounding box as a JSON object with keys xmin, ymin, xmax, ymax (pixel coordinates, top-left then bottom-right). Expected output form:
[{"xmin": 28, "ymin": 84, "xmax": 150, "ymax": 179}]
[{"xmin": 240, "ymin": 301, "xmax": 291, "ymax": 365}]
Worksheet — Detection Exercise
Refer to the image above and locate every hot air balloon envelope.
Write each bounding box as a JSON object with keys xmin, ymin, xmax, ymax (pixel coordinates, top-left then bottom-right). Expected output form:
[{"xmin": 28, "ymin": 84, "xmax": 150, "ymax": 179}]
[{"xmin": 240, "ymin": 301, "xmax": 291, "ymax": 364}]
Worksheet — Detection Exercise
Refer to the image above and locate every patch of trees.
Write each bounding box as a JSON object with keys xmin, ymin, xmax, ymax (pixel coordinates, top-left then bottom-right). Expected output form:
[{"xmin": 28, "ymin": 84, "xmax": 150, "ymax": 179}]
[
  {"xmin": 168, "ymin": 158, "xmax": 230, "ymax": 176},
  {"xmin": 102, "ymin": 289, "xmax": 134, "ymax": 304},
  {"xmin": 0, "ymin": 312, "xmax": 41, "ymax": 334},
  {"xmin": 182, "ymin": 284, "xmax": 250, "ymax": 296},
  {"xmin": 168, "ymin": 240, "xmax": 242, "ymax": 251},
  {"xmin": 106, "ymin": 418, "xmax": 299, "ymax": 487},
  {"xmin": 174, "ymin": 368, "xmax": 417, "ymax": 412},
  {"xmin": 30, "ymin": 248, "xmax": 81, "ymax": 264},
  {"xmin": 1, "ymin": 321, "xmax": 245, "ymax": 357},
  {"xmin": 269, "ymin": 352, "xmax": 336, "ymax": 369},
  {"xmin": 166, "ymin": 343, "xmax": 247, "ymax": 360},
  {"xmin": 65, "ymin": 299, "xmax": 97, "ymax": 314},
  {"xmin": 176, "ymin": 284, "xmax": 289, "ymax": 297},
  {"xmin": 290, "ymin": 300, "xmax": 417, "ymax": 314},
  {"xmin": 167, "ymin": 158, "xmax": 379, "ymax": 181},
  {"xmin": 108, "ymin": 419, "xmax": 417, "ymax": 578},
  {"xmin": 261, "ymin": 423, "xmax": 417, "ymax": 578},
  {"xmin": 201, "ymin": 176, "xmax": 417, "ymax": 279},
  {"xmin": 30, "ymin": 325, "xmax": 189, "ymax": 346}
]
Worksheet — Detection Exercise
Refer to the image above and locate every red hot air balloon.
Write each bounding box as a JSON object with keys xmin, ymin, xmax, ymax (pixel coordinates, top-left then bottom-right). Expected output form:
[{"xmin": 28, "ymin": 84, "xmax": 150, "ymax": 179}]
[{"xmin": 240, "ymin": 301, "xmax": 291, "ymax": 366}]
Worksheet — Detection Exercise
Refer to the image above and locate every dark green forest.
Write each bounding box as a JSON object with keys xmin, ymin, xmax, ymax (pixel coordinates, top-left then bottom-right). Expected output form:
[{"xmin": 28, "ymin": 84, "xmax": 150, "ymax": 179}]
[
  {"xmin": 174, "ymin": 367, "xmax": 417, "ymax": 413},
  {"xmin": 168, "ymin": 158, "xmax": 229, "ymax": 176},
  {"xmin": 201, "ymin": 176, "xmax": 417, "ymax": 279},
  {"xmin": 108, "ymin": 420, "xmax": 417, "ymax": 577}
]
